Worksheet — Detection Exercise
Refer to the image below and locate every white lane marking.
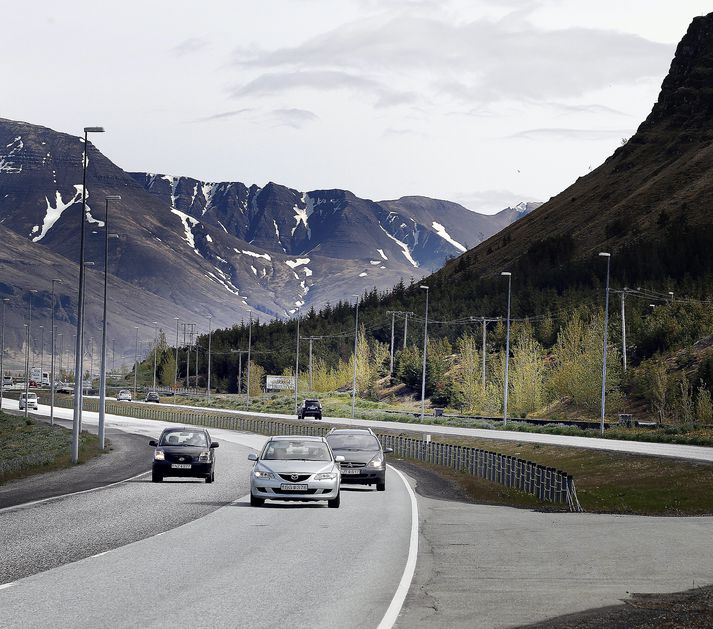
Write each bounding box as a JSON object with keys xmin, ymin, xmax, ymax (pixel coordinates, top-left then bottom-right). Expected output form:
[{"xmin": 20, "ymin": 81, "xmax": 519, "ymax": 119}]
[
  {"xmin": 0, "ymin": 582, "xmax": 16, "ymax": 590},
  {"xmin": 91, "ymin": 551, "xmax": 110, "ymax": 558},
  {"xmin": 0, "ymin": 469, "xmax": 151, "ymax": 515},
  {"xmin": 377, "ymin": 465, "xmax": 419, "ymax": 629}
]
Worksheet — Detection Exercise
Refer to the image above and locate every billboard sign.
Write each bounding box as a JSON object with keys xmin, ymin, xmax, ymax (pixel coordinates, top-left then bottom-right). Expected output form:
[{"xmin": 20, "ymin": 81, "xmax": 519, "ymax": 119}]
[{"xmin": 265, "ymin": 375, "xmax": 295, "ymax": 391}]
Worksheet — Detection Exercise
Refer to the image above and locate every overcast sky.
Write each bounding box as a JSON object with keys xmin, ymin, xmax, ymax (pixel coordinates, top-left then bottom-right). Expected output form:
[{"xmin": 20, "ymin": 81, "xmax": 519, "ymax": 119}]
[{"xmin": 2, "ymin": 1, "xmax": 710, "ymax": 213}]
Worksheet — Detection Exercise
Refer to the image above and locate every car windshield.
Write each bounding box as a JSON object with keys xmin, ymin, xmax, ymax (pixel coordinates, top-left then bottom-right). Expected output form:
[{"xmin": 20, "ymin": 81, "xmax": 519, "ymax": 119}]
[
  {"xmin": 159, "ymin": 430, "xmax": 207, "ymax": 447},
  {"xmin": 326, "ymin": 434, "xmax": 381, "ymax": 451},
  {"xmin": 263, "ymin": 440, "xmax": 331, "ymax": 461}
]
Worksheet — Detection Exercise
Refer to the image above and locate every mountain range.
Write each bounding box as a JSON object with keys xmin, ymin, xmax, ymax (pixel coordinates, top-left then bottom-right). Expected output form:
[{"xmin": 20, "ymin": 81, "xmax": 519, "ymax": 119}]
[{"xmin": 0, "ymin": 117, "xmax": 536, "ymax": 366}]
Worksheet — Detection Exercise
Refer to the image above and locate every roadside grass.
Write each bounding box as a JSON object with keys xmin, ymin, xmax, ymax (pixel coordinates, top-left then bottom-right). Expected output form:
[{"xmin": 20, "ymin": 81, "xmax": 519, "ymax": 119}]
[
  {"xmin": 413, "ymin": 433, "xmax": 713, "ymax": 515},
  {"xmin": 0, "ymin": 411, "xmax": 103, "ymax": 484}
]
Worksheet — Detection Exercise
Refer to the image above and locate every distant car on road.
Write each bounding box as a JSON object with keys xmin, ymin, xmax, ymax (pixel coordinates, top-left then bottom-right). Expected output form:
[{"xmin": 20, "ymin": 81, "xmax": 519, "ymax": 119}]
[
  {"xmin": 2, "ymin": 375, "xmax": 12, "ymax": 388},
  {"xmin": 144, "ymin": 391, "xmax": 160, "ymax": 403},
  {"xmin": 19, "ymin": 392, "xmax": 38, "ymax": 411},
  {"xmin": 297, "ymin": 398, "xmax": 322, "ymax": 420},
  {"xmin": 326, "ymin": 428, "xmax": 393, "ymax": 492},
  {"xmin": 56, "ymin": 382, "xmax": 73, "ymax": 394},
  {"xmin": 149, "ymin": 427, "xmax": 218, "ymax": 483},
  {"xmin": 248, "ymin": 435, "xmax": 343, "ymax": 507},
  {"xmin": 116, "ymin": 389, "xmax": 132, "ymax": 402}
]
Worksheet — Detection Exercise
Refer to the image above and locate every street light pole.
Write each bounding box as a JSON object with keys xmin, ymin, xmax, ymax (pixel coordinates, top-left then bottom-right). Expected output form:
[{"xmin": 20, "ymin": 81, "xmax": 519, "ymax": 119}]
[
  {"xmin": 174, "ymin": 317, "xmax": 179, "ymax": 389},
  {"xmin": 133, "ymin": 326, "xmax": 139, "ymax": 400},
  {"xmin": 351, "ymin": 295, "xmax": 359, "ymax": 419},
  {"xmin": 389, "ymin": 311, "xmax": 395, "ymax": 376},
  {"xmin": 599, "ymin": 252, "xmax": 611, "ymax": 435},
  {"xmin": 50, "ymin": 279, "xmax": 62, "ymax": 426},
  {"xmin": 501, "ymin": 272, "xmax": 512, "ymax": 427},
  {"xmin": 99, "ymin": 195, "xmax": 120, "ymax": 450},
  {"xmin": 72, "ymin": 125, "xmax": 104, "ymax": 464},
  {"xmin": 294, "ymin": 309, "xmax": 300, "ymax": 410},
  {"xmin": 39, "ymin": 325, "xmax": 44, "ymax": 383},
  {"xmin": 246, "ymin": 312, "xmax": 252, "ymax": 405},
  {"xmin": 0, "ymin": 298, "xmax": 9, "ymax": 410},
  {"xmin": 621, "ymin": 288, "xmax": 627, "ymax": 373},
  {"xmin": 419, "ymin": 285, "xmax": 429, "ymax": 422},
  {"xmin": 58, "ymin": 333, "xmax": 63, "ymax": 381},
  {"xmin": 403, "ymin": 313, "xmax": 409, "ymax": 349},
  {"xmin": 25, "ymin": 289, "xmax": 37, "ymax": 419},
  {"xmin": 481, "ymin": 316, "xmax": 487, "ymax": 392},
  {"xmin": 206, "ymin": 314, "xmax": 212, "ymax": 399},
  {"xmin": 152, "ymin": 321, "xmax": 158, "ymax": 390}
]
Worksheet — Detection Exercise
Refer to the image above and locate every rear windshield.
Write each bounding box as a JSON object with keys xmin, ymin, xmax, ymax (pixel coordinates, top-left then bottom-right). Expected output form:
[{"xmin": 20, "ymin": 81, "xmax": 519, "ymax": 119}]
[
  {"xmin": 304, "ymin": 402, "xmax": 320, "ymax": 409},
  {"xmin": 262, "ymin": 440, "xmax": 331, "ymax": 461},
  {"xmin": 326, "ymin": 434, "xmax": 380, "ymax": 451}
]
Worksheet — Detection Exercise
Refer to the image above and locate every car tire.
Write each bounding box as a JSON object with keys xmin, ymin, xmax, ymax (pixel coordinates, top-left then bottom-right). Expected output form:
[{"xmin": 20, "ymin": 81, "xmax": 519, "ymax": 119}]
[
  {"xmin": 328, "ymin": 492, "xmax": 341, "ymax": 508},
  {"xmin": 376, "ymin": 482, "xmax": 386, "ymax": 492},
  {"xmin": 205, "ymin": 471, "xmax": 214, "ymax": 484},
  {"xmin": 316, "ymin": 414, "xmax": 322, "ymax": 420},
  {"xmin": 250, "ymin": 493, "xmax": 264, "ymax": 507},
  {"xmin": 151, "ymin": 471, "xmax": 163, "ymax": 483}
]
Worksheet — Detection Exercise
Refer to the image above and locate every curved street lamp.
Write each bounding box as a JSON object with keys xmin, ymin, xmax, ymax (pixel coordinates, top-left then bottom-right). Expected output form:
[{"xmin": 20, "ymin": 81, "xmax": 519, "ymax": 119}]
[{"xmin": 72, "ymin": 126, "xmax": 104, "ymax": 464}]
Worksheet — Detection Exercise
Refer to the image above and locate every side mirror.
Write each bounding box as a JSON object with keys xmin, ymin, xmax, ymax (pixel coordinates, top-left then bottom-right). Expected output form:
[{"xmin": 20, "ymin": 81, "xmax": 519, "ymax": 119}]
[
  {"xmin": 149, "ymin": 440, "xmax": 157, "ymax": 447},
  {"xmin": 210, "ymin": 442, "xmax": 220, "ymax": 448},
  {"xmin": 383, "ymin": 447, "xmax": 394, "ymax": 454},
  {"xmin": 247, "ymin": 453, "xmax": 258, "ymax": 461},
  {"xmin": 335, "ymin": 455, "xmax": 345, "ymax": 462}
]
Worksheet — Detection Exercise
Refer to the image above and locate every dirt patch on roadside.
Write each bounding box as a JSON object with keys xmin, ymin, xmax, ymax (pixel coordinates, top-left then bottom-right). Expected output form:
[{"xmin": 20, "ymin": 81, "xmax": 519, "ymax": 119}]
[{"xmin": 520, "ymin": 586, "xmax": 713, "ymax": 628}]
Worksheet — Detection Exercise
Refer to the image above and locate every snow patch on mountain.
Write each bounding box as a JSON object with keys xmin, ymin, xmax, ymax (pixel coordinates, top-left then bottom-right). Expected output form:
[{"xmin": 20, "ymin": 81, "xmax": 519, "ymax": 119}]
[
  {"xmin": 359, "ymin": 272, "xmax": 368, "ymax": 277},
  {"xmin": 291, "ymin": 197, "xmax": 313, "ymax": 238},
  {"xmin": 0, "ymin": 136, "xmax": 23, "ymax": 173},
  {"xmin": 242, "ymin": 249, "xmax": 272, "ymax": 261},
  {"xmin": 32, "ymin": 186, "xmax": 83, "ymax": 242},
  {"xmin": 432, "ymin": 221, "xmax": 466, "ymax": 252},
  {"xmin": 201, "ymin": 182, "xmax": 217, "ymax": 214},
  {"xmin": 378, "ymin": 225, "xmax": 418, "ymax": 268},
  {"xmin": 285, "ymin": 258, "xmax": 310, "ymax": 269},
  {"xmin": 377, "ymin": 249, "xmax": 388, "ymax": 261},
  {"xmin": 171, "ymin": 208, "xmax": 202, "ymax": 257}
]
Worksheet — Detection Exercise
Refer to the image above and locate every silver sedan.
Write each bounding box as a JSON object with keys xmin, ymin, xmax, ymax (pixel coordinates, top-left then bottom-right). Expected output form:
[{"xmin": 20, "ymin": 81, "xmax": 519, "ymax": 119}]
[{"xmin": 248, "ymin": 435, "xmax": 344, "ymax": 508}]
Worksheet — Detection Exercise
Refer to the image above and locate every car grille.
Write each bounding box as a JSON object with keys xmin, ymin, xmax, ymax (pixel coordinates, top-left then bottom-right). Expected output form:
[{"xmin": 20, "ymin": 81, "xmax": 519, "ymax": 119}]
[
  {"xmin": 165, "ymin": 453, "xmax": 195, "ymax": 463},
  {"xmin": 339, "ymin": 462, "xmax": 366, "ymax": 468},
  {"xmin": 278, "ymin": 474, "xmax": 311, "ymax": 482},
  {"xmin": 272, "ymin": 488, "xmax": 318, "ymax": 495}
]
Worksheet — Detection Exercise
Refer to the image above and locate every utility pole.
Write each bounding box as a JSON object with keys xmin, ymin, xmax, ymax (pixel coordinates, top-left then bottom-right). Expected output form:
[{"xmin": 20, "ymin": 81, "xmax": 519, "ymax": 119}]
[
  {"xmin": 599, "ymin": 252, "xmax": 612, "ymax": 435},
  {"xmin": 0, "ymin": 298, "xmax": 9, "ymax": 411},
  {"xmin": 387, "ymin": 311, "xmax": 414, "ymax": 374},
  {"xmin": 206, "ymin": 315, "xmax": 212, "ymax": 399},
  {"xmin": 303, "ymin": 336, "xmax": 322, "ymax": 391},
  {"xmin": 39, "ymin": 325, "xmax": 44, "ymax": 383},
  {"xmin": 133, "ymin": 326, "xmax": 139, "ymax": 399},
  {"xmin": 50, "ymin": 278, "xmax": 62, "ymax": 426},
  {"xmin": 174, "ymin": 317, "xmax": 180, "ymax": 389},
  {"xmin": 481, "ymin": 317, "xmax": 487, "ymax": 391},
  {"xmin": 419, "ymin": 286, "xmax": 429, "ymax": 422},
  {"xmin": 351, "ymin": 295, "xmax": 359, "ymax": 419}
]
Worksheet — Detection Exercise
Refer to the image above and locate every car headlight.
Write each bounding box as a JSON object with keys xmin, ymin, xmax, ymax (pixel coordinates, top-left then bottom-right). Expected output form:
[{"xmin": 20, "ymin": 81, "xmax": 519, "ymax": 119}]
[
  {"xmin": 154, "ymin": 449, "xmax": 165, "ymax": 461},
  {"xmin": 198, "ymin": 451, "xmax": 211, "ymax": 462},
  {"xmin": 368, "ymin": 454, "xmax": 384, "ymax": 468},
  {"xmin": 315, "ymin": 472, "xmax": 337, "ymax": 480},
  {"xmin": 254, "ymin": 470, "xmax": 275, "ymax": 479}
]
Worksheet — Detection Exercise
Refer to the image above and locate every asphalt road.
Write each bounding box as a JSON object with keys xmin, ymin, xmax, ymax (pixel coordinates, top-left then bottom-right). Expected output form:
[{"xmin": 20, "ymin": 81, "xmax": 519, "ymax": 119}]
[{"xmin": 0, "ymin": 404, "xmax": 416, "ymax": 629}]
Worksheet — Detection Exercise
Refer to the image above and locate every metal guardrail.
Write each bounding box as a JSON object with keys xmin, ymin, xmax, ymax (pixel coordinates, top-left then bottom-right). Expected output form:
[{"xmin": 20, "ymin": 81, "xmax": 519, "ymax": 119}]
[{"xmin": 38, "ymin": 394, "xmax": 583, "ymax": 512}]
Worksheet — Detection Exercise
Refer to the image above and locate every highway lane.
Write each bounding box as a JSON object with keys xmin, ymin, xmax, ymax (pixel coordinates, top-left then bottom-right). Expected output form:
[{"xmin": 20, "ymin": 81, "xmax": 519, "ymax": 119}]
[{"xmin": 0, "ymin": 404, "xmax": 417, "ymax": 629}]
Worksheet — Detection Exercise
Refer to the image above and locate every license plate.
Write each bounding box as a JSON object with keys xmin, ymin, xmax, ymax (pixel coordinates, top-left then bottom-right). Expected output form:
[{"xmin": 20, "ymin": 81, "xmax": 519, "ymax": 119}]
[
  {"xmin": 341, "ymin": 469, "xmax": 361, "ymax": 475},
  {"xmin": 280, "ymin": 484, "xmax": 308, "ymax": 491},
  {"xmin": 171, "ymin": 463, "xmax": 192, "ymax": 469}
]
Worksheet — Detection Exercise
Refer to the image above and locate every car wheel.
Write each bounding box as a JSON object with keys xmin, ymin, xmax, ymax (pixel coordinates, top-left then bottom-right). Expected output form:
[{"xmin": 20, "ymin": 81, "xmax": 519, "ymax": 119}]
[
  {"xmin": 151, "ymin": 471, "xmax": 163, "ymax": 483},
  {"xmin": 316, "ymin": 414, "xmax": 322, "ymax": 420},
  {"xmin": 205, "ymin": 471, "xmax": 215, "ymax": 484},
  {"xmin": 376, "ymin": 482, "xmax": 386, "ymax": 492},
  {"xmin": 250, "ymin": 493, "xmax": 264, "ymax": 507},
  {"xmin": 328, "ymin": 492, "xmax": 341, "ymax": 508}
]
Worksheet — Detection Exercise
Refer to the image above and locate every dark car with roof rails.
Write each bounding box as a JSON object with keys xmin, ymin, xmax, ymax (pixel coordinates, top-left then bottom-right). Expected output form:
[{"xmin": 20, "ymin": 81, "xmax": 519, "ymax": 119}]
[{"xmin": 149, "ymin": 427, "xmax": 219, "ymax": 483}]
